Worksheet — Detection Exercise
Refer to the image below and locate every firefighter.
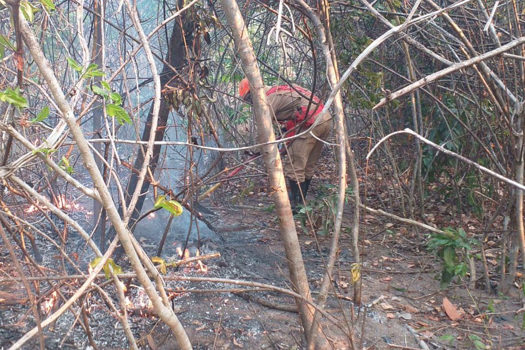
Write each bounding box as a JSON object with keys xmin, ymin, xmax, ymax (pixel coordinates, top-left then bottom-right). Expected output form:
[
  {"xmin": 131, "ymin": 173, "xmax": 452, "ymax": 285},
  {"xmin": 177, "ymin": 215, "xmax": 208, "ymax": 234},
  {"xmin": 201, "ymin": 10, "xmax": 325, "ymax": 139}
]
[{"xmin": 239, "ymin": 78, "xmax": 333, "ymax": 212}]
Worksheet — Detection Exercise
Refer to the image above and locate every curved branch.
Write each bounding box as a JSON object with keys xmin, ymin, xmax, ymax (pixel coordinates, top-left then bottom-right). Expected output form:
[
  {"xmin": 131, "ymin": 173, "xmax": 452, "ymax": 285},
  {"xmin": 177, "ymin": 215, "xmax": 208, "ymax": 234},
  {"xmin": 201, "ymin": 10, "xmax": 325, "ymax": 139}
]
[{"xmin": 367, "ymin": 128, "xmax": 525, "ymax": 192}]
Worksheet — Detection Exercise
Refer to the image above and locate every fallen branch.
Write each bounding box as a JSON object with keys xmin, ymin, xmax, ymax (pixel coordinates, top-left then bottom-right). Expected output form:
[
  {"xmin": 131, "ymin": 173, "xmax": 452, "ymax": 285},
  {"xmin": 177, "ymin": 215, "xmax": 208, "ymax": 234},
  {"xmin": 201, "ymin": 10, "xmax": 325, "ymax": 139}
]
[
  {"xmin": 233, "ymin": 291, "xmax": 297, "ymax": 313},
  {"xmin": 356, "ymin": 201, "xmax": 445, "ymax": 234},
  {"xmin": 0, "ymin": 272, "xmax": 345, "ymax": 332}
]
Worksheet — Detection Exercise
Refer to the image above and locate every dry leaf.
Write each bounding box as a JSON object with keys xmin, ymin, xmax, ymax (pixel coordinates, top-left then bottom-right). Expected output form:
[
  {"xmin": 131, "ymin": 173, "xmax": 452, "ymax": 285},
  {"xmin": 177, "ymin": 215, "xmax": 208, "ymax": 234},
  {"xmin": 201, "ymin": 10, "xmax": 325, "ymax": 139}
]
[
  {"xmin": 233, "ymin": 337, "xmax": 243, "ymax": 348},
  {"xmin": 403, "ymin": 304, "xmax": 419, "ymax": 313},
  {"xmin": 379, "ymin": 302, "xmax": 394, "ymax": 310},
  {"xmin": 442, "ymin": 297, "xmax": 462, "ymax": 321},
  {"xmin": 420, "ymin": 330, "xmax": 434, "ymax": 338}
]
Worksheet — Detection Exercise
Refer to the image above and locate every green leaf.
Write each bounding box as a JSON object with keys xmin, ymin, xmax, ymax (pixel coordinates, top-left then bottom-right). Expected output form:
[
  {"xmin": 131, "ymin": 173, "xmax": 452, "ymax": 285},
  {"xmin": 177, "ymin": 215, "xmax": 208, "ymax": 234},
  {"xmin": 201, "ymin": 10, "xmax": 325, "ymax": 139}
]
[
  {"xmin": 59, "ymin": 156, "xmax": 74, "ymax": 174},
  {"xmin": 109, "ymin": 92, "xmax": 122, "ymax": 105},
  {"xmin": 84, "ymin": 70, "xmax": 105, "ymax": 78},
  {"xmin": 101, "ymin": 81, "xmax": 111, "ymax": 90},
  {"xmin": 32, "ymin": 147, "xmax": 56, "ymax": 156},
  {"xmin": 154, "ymin": 195, "xmax": 183, "ymax": 216},
  {"xmin": 66, "ymin": 57, "xmax": 83, "ymax": 73},
  {"xmin": 0, "ymin": 88, "xmax": 28, "ymax": 108},
  {"xmin": 487, "ymin": 299, "xmax": 495, "ymax": 313},
  {"xmin": 442, "ymin": 246, "xmax": 457, "ymax": 267},
  {"xmin": 31, "ymin": 106, "xmax": 50, "ymax": 123},
  {"xmin": 440, "ymin": 269, "xmax": 455, "ymax": 288},
  {"xmin": 438, "ymin": 334, "xmax": 455, "ymax": 345},
  {"xmin": 0, "ymin": 34, "xmax": 11, "ymax": 59},
  {"xmin": 468, "ymin": 334, "xmax": 486, "ymax": 350},
  {"xmin": 40, "ymin": 0, "xmax": 55, "ymax": 11},
  {"xmin": 91, "ymin": 84, "xmax": 109, "ymax": 98},
  {"xmin": 106, "ymin": 104, "xmax": 131, "ymax": 125},
  {"xmin": 0, "ymin": 34, "xmax": 15, "ymax": 51},
  {"xmin": 83, "ymin": 63, "xmax": 105, "ymax": 78},
  {"xmin": 20, "ymin": 1, "xmax": 38, "ymax": 22}
]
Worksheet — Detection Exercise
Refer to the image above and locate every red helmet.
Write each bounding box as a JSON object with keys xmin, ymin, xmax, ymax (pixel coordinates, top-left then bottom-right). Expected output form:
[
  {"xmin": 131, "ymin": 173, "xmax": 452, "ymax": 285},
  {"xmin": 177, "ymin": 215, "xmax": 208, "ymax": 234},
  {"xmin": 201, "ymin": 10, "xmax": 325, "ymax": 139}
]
[{"xmin": 239, "ymin": 78, "xmax": 250, "ymax": 99}]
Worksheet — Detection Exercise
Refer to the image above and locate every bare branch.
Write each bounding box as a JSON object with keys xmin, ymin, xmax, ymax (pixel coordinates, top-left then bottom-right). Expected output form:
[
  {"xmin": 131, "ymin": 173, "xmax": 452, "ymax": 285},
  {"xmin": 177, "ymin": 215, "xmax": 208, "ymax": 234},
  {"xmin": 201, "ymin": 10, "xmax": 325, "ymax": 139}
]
[{"xmin": 367, "ymin": 128, "xmax": 525, "ymax": 192}]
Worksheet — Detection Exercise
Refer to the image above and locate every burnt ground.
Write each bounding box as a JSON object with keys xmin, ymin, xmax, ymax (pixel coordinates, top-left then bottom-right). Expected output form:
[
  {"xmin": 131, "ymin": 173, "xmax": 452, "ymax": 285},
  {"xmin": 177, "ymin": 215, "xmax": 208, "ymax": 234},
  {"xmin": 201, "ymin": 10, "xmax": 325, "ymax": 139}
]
[{"xmin": 1, "ymin": 153, "xmax": 525, "ymax": 349}]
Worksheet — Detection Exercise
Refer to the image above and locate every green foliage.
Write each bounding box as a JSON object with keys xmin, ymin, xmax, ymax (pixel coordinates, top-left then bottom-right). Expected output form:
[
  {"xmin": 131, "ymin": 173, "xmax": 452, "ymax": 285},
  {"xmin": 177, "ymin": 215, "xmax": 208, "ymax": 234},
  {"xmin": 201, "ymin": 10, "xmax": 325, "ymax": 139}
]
[
  {"xmin": 31, "ymin": 106, "xmax": 50, "ymax": 123},
  {"xmin": 0, "ymin": 87, "xmax": 27, "ymax": 108},
  {"xmin": 67, "ymin": 57, "xmax": 83, "ymax": 73},
  {"xmin": 427, "ymin": 227, "xmax": 477, "ymax": 288},
  {"xmin": 438, "ymin": 334, "xmax": 455, "ymax": 346},
  {"xmin": 83, "ymin": 63, "xmax": 105, "ymax": 78},
  {"xmin": 20, "ymin": 1, "xmax": 39, "ymax": 22},
  {"xmin": 40, "ymin": 0, "xmax": 55, "ymax": 12},
  {"xmin": 32, "ymin": 146, "xmax": 56, "ymax": 156},
  {"xmin": 467, "ymin": 334, "xmax": 487, "ymax": 350},
  {"xmin": 154, "ymin": 195, "xmax": 183, "ymax": 216},
  {"xmin": 486, "ymin": 299, "xmax": 495, "ymax": 313},
  {"xmin": 0, "ymin": 34, "xmax": 15, "ymax": 59},
  {"xmin": 91, "ymin": 81, "xmax": 131, "ymax": 125},
  {"xmin": 263, "ymin": 204, "xmax": 275, "ymax": 213},
  {"xmin": 235, "ymin": 105, "xmax": 251, "ymax": 125},
  {"xmin": 67, "ymin": 58, "xmax": 105, "ymax": 79},
  {"xmin": 91, "ymin": 84, "xmax": 108, "ymax": 98},
  {"xmin": 59, "ymin": 156, "xmax": 74, "ymax": 175},
  {"xmin": 296, "ymin": 184, "xmax": 353, "ymax": 235},
  {"xmin": 105, "ymin": 104, "xmax": 131, "ymax": 125}
]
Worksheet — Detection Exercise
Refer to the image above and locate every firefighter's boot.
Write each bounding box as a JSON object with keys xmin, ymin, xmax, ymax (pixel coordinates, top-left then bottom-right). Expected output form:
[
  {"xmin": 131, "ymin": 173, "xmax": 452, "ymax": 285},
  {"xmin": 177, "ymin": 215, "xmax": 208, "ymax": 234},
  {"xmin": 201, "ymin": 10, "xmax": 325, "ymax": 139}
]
[
  {"xmin": 301, "ymin": 178, "xmax": 312, "ymax": 199},
  {"xmin": 288, "ymin": 179, "xmax": 301, "ymax": 214}
]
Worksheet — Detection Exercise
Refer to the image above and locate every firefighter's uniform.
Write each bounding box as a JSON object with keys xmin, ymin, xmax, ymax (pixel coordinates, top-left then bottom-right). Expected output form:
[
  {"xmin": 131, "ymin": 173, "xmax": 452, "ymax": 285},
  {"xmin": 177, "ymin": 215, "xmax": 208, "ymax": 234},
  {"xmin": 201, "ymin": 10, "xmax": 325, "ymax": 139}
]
[{"xmin": 239, "ymin": 79, "xmax": 333, "ymax": 211}]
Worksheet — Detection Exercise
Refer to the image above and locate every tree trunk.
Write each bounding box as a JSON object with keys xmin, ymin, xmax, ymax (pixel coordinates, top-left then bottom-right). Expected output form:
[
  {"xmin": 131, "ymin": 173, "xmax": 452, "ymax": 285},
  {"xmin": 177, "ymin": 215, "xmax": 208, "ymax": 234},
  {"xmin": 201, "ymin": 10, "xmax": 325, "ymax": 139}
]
[
  {"xmin": 91, "ymin": 0, "xmax": 108, "ymax": 247},
  {"xmin": 106, "ymin": 1, "xmax": 194, "ymax": 249},
  {"xmin": 219, "ymin": 0, "xmax": 325, "ymax": 347}
]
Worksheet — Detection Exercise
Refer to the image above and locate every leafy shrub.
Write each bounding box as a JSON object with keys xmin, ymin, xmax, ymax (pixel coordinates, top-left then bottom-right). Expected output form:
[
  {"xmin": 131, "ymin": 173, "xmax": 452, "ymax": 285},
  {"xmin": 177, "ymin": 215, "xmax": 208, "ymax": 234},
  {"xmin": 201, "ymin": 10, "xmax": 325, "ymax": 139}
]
[{"xmin": 427, "ymin": 227, "xmax": 478, "ymax": 288}]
